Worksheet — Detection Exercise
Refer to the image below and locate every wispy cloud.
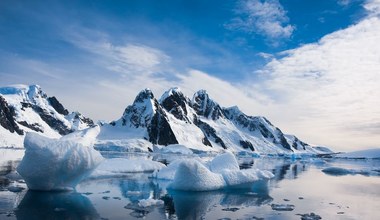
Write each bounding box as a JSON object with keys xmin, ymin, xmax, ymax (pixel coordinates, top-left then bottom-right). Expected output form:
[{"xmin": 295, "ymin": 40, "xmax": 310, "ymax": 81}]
[{"xmin": 225, "ymin": 0, "xmax": 295, "ymax": 40}]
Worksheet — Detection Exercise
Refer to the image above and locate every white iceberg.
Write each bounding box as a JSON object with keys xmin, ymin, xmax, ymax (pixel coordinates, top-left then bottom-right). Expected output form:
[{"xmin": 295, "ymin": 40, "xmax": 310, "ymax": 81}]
[
  {"xmin": 159, "ymin": 152, "xmax": 274, "ymax": 191},
  {"xmin": 90, "ymin": 158, "xmax": 166, "ymax": 178},
  {"xmin": 168, "ymin": 160, "xmax": 226, "ymax": 191},
  {"xmin": 17, "ymin": 127, "xmax": 103, "ymax": 191},
  {"xmin": 208, "ymin": 152, "xmax": 239, "ymax": 173}
]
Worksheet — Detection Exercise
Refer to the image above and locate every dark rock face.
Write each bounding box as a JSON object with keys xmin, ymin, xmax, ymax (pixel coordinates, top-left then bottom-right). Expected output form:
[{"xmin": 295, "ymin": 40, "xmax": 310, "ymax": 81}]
[
  {"xmin": 194, "ymin": 118, "xmax": 226, "ymax": 149},
  {"xmin": 292, "ymin": 136, "xmax": 307, "ymax": 150},
  {"xmin": 48, "ymin": 96, "xmax": 69, "ymax": 115},
  {"xmin": 72, "ymin": 112, "xmax": 94, "ymax": 127},
  {"xmin": 160, "ymin": 89, "xmax": 191, "ymax": 122},
  {"xmin": 239, "ymin": 140, "xmax": 255, "ymax": 151},
  {"xmin": 148, "ymin": 106, "xmax": 178, "ymax": 145},
  {"xmin": 224, "ymin": 107, "xmax": 292, "ymax": 151},
  {"xmin": 18, "ymin": 121, "xmax": 43, "ymax": 133},
  {"xmin": 0, "ymin": 96, "xmax": 23, "ymax": 135},
  {"xmin": 32, "ymin": 105, "xmax": 73, "ymax": 135},
  {"xmin": 120, "ymin": 89, "xmax": 156, "ymax": 128},
  {"xmin": 192, "ymin": 90, "xmax": 225, "ymax": 120}
]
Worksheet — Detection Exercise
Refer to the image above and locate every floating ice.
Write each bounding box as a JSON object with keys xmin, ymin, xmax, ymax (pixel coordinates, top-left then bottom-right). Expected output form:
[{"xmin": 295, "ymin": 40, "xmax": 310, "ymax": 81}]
[
  {"xmin": 90, "ymin": 158, "xmax": 165, "ymax": 178},
  {"xmin": 163, "ymin": 152, "xmax": 274, "ymax": 191},
  {"xmin": 297, "ymin": 212, "xmax": 322, "ymax": 220},
  {"xmin": 271, "ymin": 204, "xmax": 295, "ymax": 211},
  {"xmin": 138, "ymin": 198, "xmax": 164, "ymax": 207},
  {"xmin": 322, "ymin": 167, "xmax": 380, "ymax": 176},
  {"xmin": 17, "ymin": 127, "xmax": 103, "ymax": 191},
  {"xmin": 154, "ymin": 144, "xmax": 193, "ymax": 155},
  {"xmin": 208, "ymin": 152, "xmax": 239, "ymax": 173},
  {"xmin": 168, "ymin": 160, "xmax": 226, "ymax": 191},
  {"xmin": 152, "ymin": 158, "xmax": 204, "ymax": 180}
]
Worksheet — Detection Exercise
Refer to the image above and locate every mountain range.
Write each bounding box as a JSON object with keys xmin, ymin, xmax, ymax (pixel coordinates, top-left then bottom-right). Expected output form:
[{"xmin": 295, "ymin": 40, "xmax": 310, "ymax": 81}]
[{"xmin": 0, "ymin": 84, "xmax": 331, "ymax": 154}]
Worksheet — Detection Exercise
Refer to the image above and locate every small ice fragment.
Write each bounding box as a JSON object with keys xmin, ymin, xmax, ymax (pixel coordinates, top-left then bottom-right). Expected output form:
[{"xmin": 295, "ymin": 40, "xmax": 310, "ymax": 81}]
[
  {"xmin": 298, "ymin": 212, "xmax": 322, "ymax": 220},
  {"xmin": 138, "ymin": 198, "xmax": 164, "ymax": 207},
  {"xmin": 221, "ymin": 207, "xmax": 239, "ymax": 212},
  {"xmin": 271, "ymin": 204, "xmax": 295, "ymax": 211}
]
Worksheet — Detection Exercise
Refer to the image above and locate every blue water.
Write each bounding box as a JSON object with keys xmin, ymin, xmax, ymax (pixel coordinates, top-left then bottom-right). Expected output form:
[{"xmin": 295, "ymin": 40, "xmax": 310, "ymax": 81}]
[{"xmin": 1, "ymin": 151, "xmax": 379, "ymax": 219}]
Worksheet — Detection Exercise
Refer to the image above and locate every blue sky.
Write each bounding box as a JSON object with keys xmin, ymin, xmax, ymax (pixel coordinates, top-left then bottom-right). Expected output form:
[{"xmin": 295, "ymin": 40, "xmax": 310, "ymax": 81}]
[{"xmin": 1, "ymin": 0, "xmax": 379, "ymax": 150}]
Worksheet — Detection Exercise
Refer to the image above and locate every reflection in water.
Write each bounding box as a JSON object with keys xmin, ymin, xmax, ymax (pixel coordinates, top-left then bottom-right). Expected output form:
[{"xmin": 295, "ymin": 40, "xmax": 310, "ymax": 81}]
[
  {"xmin": 167, "ymin": 181, "xmax": 272, "ymax": 220},
  {"xmin": 15, "ymin": 191, "xmax": 100, "ymax": 220}
]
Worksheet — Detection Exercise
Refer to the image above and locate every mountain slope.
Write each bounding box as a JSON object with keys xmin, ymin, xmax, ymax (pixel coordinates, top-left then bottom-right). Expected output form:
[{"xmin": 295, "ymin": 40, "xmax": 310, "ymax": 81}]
[
  {"xmin": 98, "ymin": 87, "xmax": 329, "ymax": 154},
  {"xmin": 0, "ymin": 84, "xmax": 94, "ymax": 148}
]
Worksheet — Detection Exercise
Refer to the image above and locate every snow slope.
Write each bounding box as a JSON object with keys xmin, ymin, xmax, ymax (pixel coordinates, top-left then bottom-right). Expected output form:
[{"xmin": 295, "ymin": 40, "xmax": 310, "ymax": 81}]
[{"xmin": 0, "ymin": 84, "xmax": 94, "ymax": 148}]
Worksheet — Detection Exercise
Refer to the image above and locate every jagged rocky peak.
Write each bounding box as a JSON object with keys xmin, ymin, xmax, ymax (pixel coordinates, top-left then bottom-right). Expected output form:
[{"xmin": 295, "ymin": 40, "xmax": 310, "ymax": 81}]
[
  {"xmin": 118, "ymin": 88, "xmax": 159, "ymax": 127},
  {"xmin": 224, "ymin": 106, "xmax": 292, "ymax": 151},
  {"xmin": 134, "ymin": 88, "xmax": 155, "ymax": 103},
  {"xmin": 192, "ymin": 90, "xmax": 225, "ymax": 120},
  {"xmin": 48, "ymin": 96, "xmax": 69, "ymax": 115},
  {"xmin": 159, "ymin": 87, "xmax": 192, "ymax": 122}
]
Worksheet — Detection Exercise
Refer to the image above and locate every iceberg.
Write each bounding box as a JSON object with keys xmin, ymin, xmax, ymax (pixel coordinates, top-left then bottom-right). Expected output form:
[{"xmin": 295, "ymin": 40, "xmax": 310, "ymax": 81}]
[
  {"xmin": 158, "ymin": 152, "xmax": 274, "ymax": 191},
  {"xmin": 17, "ymin": 127, "xmax": 104, "ymax": 191},
  {"xmin": 90, "ymin": 158, "xmax": 166, "ymax": 178},
  {"xmin": 168, "ymin": 160, "xmax": 226, "ymax": 191}
]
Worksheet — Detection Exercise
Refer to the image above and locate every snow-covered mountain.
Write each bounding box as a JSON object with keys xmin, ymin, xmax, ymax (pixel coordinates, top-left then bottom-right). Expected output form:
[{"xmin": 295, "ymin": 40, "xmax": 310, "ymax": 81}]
[
  {"xmin": 0, "ymin": 84, "xmax": 94, "ymax": 148},
  {"xmin": 98, "ymin": 87, "xmax": 329, "ymax": 154}
]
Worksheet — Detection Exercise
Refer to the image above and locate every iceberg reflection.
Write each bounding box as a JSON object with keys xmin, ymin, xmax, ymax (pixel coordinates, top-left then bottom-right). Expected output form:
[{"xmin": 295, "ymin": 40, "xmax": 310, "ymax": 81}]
[{"xmin": 15, "ymin": 191, "xmax": 99, "ymax": 220}]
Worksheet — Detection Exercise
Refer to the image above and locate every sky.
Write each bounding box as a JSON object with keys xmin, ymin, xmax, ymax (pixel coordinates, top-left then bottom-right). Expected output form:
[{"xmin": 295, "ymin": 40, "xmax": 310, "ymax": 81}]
[{"xmin": 0, "ymin": 0, "xmax": 379, "ymax": 151}]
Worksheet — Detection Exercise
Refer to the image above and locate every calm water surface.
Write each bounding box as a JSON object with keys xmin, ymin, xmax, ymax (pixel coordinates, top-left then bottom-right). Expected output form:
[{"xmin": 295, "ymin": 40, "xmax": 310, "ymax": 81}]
[{"xmin": 0, "ymin": 150, "xmax": 379, "ymax": 220}]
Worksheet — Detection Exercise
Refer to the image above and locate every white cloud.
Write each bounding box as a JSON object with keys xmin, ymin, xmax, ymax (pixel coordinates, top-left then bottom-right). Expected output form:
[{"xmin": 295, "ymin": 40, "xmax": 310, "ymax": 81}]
[
  {"xmin": 364, "ymin": 0, "xmax": 380, "ymax": 15},
  {"xmin": 248, "ymin": 1, "xmax": 380, "ymax": 150},
  {"xmin": 226, "ymin": 0, "xmax": 295, "ymax": 39}
]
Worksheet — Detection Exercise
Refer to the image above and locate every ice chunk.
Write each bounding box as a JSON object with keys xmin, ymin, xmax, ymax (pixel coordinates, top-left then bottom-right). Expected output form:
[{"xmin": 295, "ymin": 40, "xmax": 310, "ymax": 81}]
[
  {"xmin": 297, "ymin": 213, "xmax": 322, "ymax": 220},
  {"xmin": 168, "ymin": 160, "xmax": 226, "ymax": 191},
  {"xmin": 152, "ymin": 158, "xmax": 204, "ymax": 180},
  {"xmin": 138, "ymin": 198, "xmax": 164, "ymax": 207},
  {"xmin": 208, "ymin": 152, "xmax": 239, "ymax": 173},
  {"xmin": 17, "ymin": 129, "xmax": 103, "ymax": 191},
  {"xmin": 322, "ymin": 167, "xmax": 379, "ymax": 176},
  {"xmin": 271, "ymin": 204, "xmax": 295, "ymax": 211},
  {"xmin": 155, "ymin": 144, "xmax": 193, "ymax": 155},
  {"xmin": 220, "ymin": 169, "xmax": 274, "ymax": 188},
  {"xmin": 156, "ymin": 153, "xmax": 274, "ymax": 191},
  {"xmin": 90, "ymin": 158, "xmax": 165, "ymax": 178}
]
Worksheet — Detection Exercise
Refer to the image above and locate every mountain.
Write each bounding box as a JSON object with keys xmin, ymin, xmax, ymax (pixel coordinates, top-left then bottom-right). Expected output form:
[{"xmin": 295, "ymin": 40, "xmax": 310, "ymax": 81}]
[
  {"xmin": 0, "ymin": 84, "xmax": 94, "ymax": 148},
  {"xmin": 98, "ymin": 87, "xmax": 329, "ymax": 154}
]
